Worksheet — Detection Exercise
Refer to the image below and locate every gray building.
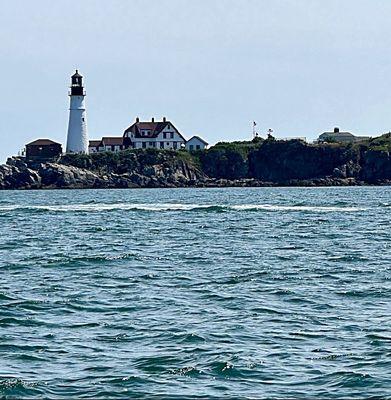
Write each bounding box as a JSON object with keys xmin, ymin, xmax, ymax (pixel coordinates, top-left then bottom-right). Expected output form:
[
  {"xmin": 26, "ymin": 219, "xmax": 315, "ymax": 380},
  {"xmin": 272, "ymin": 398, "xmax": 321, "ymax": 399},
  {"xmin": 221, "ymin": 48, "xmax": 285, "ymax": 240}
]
[{"xmin": 318, "ymin": 127, "xmax": 370, "ymax": 143}]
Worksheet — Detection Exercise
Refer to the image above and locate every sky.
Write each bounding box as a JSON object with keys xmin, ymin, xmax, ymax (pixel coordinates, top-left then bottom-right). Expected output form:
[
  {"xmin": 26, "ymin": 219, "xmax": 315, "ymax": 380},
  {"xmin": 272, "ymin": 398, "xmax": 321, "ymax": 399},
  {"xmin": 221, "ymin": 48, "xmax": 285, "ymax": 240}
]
[{"xmin": 1, "ymin": 0, "xmax": 391, "ymax": 161}]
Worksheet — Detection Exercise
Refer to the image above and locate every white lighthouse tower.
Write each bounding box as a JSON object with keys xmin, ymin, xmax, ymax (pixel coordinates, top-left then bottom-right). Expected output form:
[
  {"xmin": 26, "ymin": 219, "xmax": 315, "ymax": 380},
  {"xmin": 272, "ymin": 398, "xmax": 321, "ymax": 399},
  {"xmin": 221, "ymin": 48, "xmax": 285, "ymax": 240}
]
[{"xmin": 66, "ymin": 70, "xmax": 88, "ymax": 153}]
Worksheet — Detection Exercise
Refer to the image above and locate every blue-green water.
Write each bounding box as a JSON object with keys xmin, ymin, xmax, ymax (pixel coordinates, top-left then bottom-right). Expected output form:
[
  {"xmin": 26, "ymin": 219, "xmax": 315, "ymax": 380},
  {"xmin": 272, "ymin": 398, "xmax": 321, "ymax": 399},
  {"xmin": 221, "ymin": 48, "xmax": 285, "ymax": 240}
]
[{"xmin": 0, "ymin": 187, "xmax": 390, "ymax": 399}]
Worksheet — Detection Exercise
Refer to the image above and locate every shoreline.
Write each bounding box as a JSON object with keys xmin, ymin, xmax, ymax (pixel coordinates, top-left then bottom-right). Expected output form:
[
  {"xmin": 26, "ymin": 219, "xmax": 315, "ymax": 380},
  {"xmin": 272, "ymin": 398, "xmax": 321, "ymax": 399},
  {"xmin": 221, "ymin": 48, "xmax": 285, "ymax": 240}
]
[
  {"xmin": 1, "ymin": 179, "xmax": 390, "ymax": 191},
  {"xmin": 1, "ymin": 140, "xmax": 391, "ymax": 190}
]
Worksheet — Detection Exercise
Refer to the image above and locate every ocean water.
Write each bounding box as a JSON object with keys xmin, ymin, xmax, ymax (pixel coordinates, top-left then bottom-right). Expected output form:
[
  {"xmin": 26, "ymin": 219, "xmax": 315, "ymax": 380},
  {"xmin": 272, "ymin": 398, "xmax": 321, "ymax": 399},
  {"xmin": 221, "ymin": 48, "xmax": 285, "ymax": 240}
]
[{"xmin": 0, "ymin": 187, "xmax": 390, "ymax": 399}]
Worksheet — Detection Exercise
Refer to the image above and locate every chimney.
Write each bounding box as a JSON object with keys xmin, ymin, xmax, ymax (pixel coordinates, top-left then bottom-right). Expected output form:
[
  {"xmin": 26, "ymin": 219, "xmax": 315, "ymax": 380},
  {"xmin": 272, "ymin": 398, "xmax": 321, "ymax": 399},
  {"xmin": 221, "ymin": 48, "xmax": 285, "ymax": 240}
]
[
  {"xmin": 136, "ymin": 117, "xmax": 139, "ymax": 123},
  {"xmin": 163, "ymin": 117, "xmax": 166, "ymax": 122},
  {"xmin": 152, "ymin": 117, "xmax": 154, "ymax": 122},
  {"xmin": 334, "ymin": 127, "xmax": 340, "ymax": 133}
]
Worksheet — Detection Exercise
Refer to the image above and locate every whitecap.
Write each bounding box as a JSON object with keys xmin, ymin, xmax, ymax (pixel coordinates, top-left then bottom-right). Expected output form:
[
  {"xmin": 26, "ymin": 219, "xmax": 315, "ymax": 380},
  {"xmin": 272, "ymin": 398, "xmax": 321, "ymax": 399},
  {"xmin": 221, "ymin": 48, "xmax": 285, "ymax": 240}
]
[
  {"xmin": 230, "ymin": 204, "xmax": 365, "ymax": 212},
  {"xmin": 0, "ymin": 203, "xmax": 366, "ymax": 213}
]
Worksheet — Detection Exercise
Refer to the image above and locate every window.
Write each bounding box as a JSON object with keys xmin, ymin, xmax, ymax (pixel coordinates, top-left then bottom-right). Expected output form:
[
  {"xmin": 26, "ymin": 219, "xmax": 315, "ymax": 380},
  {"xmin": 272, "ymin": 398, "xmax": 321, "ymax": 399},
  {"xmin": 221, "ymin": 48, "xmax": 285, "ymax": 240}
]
[
  {"xmin": 166, "ymin": 142, "xmax": 169, "ymax": 146},
  {"xmin": 196, "ymin": 145, "xmax": 200, "ymax": 150},
  {"xmin": 170, "ymin": 132, "xmax": 174, "ymax": 139},
  {"xmin": 167, "ymin": 124, "xmax": 170, "ymax": 129},
  {"xmin": 173, "ymin": 142, "xmax": 177, "ymax": 149},
  {"xmin": 163, "ymin": 132, "xmax": 167, "ymax": 139},
  {"xmin": 189, "ymin": 145, "xmax": 194, "ymax": 150},
  {"xmin": 160, "ymin": 142, "xmax": 164, "ymax": 148},
  {"xmin": 142, "ymin": 142, "xmax": 146, "ymax": 148}
]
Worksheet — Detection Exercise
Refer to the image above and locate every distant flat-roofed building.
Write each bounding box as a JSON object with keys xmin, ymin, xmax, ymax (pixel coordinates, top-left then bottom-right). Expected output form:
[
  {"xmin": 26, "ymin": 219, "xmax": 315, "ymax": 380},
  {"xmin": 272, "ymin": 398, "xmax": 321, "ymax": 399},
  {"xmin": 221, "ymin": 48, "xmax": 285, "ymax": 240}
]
[
  {"xmin": 318, "ymin": 127, "xmax": 370, "ymax": 143},
  {"xmin": 25, "ymin": 139, "xmax": 62, "ymax": 160},
  {"xmin": 280, "ymin": 137, "xmax": 307, "ymax": 142}
]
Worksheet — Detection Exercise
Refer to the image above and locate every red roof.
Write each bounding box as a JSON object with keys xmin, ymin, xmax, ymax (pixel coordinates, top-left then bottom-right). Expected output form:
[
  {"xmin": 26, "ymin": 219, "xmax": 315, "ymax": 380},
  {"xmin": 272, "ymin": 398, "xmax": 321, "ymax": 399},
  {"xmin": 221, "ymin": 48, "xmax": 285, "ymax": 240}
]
[
  {"xmin": 136, "ymin": 122, "xmax": 157, "ymax": 130},
  {"xmin": 127, "ymin": 122, "xmax": 165, "ymax": 138},
  {"xmin": 123, "ymin": 119, "xmax": 186, "ymax": 141},
  {"xmin": 101, "ymin": 137, "xmax": 124, "ymax": 145}
]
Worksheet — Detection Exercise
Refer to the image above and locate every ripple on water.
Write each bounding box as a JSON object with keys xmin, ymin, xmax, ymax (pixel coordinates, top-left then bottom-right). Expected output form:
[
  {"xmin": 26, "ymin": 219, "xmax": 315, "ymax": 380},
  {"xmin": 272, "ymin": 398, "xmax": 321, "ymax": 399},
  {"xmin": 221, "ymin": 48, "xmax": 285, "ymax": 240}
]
[{"xmin": 0, "ymin": 187, "xmax": 390, "ymax": 398}]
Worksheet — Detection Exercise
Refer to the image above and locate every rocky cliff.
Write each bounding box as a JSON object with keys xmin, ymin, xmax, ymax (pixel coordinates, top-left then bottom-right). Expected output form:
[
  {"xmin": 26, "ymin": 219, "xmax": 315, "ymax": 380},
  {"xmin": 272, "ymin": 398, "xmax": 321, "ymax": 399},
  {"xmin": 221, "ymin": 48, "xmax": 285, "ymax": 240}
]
[
  {"xmin": 1, "ymin": 149, "xmax": 206, "ymax": 189},
  {"xmin": 1, "ymin": 136, "xmax": 391, "ymax": 189},
  {"xmin": 247, "ymin": 139, "xmax": 391, "ymax": 184},
  {"xmin": 198, "ymin": 135, "xmax": 391, "ymax": 185}
]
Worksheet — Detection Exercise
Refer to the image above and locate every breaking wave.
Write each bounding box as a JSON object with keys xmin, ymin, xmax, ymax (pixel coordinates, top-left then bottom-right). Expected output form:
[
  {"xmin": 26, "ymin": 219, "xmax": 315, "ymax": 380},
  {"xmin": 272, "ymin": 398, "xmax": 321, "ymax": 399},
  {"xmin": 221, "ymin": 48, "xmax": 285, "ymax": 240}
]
[{"xmin": 0, "ymin": 203, "xmax": 365, "ymax": 213}]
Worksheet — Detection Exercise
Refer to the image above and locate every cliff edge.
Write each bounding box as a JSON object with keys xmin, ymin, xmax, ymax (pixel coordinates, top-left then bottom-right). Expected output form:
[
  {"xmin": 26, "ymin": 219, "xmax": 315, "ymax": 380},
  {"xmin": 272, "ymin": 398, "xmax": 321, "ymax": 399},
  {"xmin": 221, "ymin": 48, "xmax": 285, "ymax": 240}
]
[
  {"xmin": 1, "ymin": 135, "xmax": 391, "ymax": 189},
  {"xmin": 1, "ymin": 149, "xmax": 205, "ymax": 189}
]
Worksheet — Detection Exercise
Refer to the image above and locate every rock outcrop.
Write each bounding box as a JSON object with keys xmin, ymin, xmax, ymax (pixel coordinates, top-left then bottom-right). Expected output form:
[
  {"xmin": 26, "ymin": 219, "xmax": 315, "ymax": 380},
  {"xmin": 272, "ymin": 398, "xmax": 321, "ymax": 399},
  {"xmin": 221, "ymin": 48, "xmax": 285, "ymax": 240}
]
[
  {"xmin": 0, "ymin": 160, "xmax": 41, "ymax": 189},
  {"xmin": 359, "ymin": 149, "xmax": 391, "ymax": 183},
  {"xmin": 199, "ymin": 138, "xmax": 391, "ymax": 185},
  {"xmin": 1, "ymin": 149, "xmax": 206, "ymax": 189},
  {"xmin": 38, "ymin": 163, "xmax": 101, "ymax": 188},
  {"xmin": 0, "ymin": 140, "xmax": 390, "ymax": 190},
  {"xmin": 248, "ymin": 140, "xmax": 362, "ymax": 181}
]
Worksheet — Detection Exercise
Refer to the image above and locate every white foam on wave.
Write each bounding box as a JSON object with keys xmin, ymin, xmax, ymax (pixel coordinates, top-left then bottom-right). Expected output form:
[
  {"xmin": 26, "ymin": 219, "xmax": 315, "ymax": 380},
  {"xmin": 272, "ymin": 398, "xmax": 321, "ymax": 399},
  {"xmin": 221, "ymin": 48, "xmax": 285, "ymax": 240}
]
[
  {"xmin": 0, "ymin": 203, "xmax": 365, "ymax": 213},
  {"xmin": 0, "ymin": 203, "xmax": 200, "ymax": 212},
  {"xmin": 231, "ymin": 204, "xmax": 364, "ymax": 212}
]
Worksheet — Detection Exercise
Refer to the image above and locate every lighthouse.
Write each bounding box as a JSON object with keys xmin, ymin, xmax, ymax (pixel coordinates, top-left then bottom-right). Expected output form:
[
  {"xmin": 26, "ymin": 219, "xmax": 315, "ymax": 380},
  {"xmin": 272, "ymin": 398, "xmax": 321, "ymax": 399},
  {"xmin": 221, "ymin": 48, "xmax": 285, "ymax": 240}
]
[{"xmin": 66, "ymin": 70, "xmax": 88, "ymax": 153}]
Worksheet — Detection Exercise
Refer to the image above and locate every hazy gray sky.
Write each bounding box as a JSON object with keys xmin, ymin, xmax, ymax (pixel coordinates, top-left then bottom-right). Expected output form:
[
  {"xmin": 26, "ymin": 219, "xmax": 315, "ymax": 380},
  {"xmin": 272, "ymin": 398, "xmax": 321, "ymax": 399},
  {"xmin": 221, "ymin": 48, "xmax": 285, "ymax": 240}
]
[{"xmin": 1, "ymin": 0, "xmax": 391, "ymax": 161}]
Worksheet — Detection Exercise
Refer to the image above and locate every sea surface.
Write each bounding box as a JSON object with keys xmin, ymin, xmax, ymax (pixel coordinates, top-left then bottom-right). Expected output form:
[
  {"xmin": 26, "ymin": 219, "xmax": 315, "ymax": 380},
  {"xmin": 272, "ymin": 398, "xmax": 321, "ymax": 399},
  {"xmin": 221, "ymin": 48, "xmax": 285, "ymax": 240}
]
[{"xmin": 0, "ymin": 187, "xmax": 390, "ymax": 399}]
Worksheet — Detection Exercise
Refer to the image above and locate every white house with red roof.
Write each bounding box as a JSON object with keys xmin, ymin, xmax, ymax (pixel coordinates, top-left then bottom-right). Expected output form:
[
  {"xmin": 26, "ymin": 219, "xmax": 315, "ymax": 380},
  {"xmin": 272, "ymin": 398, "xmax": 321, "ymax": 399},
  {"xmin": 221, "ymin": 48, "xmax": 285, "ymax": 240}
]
[
  {"xmin": 123, "ymin": 117, "xmax": 186, "ymax": 150},
  {"xmin": 88, "ymin": 137, "xmax": 125, "ymax": 153},
  {"xmin": 88, "ymin": 140, "xmax": 101, "ymax": 153},
  {"xmin": 88, "ymin": 117, "xmax": 207, "ymax": 154}
]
